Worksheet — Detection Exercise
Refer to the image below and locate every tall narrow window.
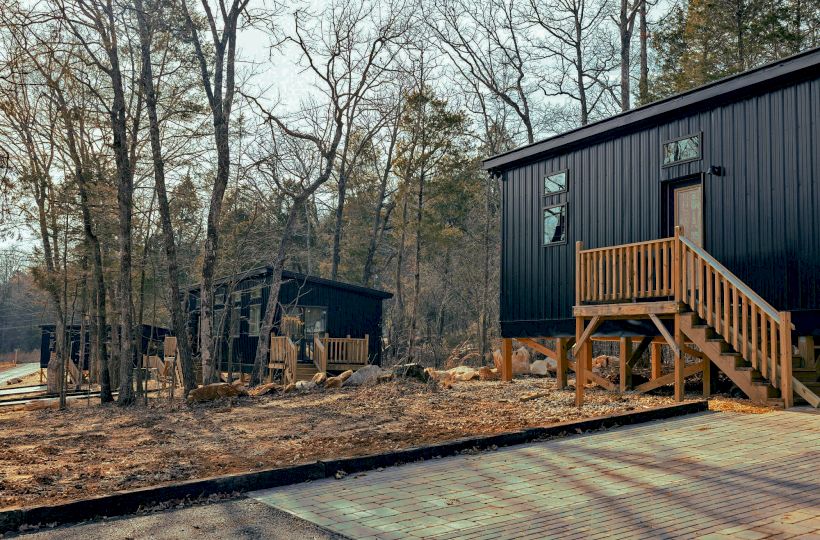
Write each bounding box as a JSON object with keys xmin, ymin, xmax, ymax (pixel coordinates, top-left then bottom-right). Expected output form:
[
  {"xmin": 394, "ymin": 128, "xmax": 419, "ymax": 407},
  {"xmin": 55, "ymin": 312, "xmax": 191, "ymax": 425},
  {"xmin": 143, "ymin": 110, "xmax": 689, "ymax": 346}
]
[
  {"xmin": 543, "ymin": 204, "xmax": 567, "ymax": 246},
  {"xmin": 544, "ymin": 170, "xmax": 568, "ymax": 195},
  {"xmin": 248, "ymin": 304, "xmax": 261, "ymax": 337}
]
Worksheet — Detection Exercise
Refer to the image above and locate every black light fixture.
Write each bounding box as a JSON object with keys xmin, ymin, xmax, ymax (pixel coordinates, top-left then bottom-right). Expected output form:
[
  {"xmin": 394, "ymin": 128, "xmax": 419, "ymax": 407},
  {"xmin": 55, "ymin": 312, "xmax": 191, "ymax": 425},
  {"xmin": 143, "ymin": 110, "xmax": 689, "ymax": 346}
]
[{"xmin": 708, "ymin": 165, "xmax": 724, "ymax": 176}]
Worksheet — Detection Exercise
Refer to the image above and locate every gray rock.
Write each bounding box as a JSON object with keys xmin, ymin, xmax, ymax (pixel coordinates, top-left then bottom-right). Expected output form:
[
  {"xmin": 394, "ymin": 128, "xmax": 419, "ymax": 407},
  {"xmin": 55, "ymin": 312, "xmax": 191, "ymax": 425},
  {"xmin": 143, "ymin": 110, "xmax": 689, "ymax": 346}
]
[
  {"xmin": 344, "ymin": 365, "xmax": 385, "ymax": 386},
  {"xmin": 391, "ymin": 363, "xmax": 429, "ymax": 382}
]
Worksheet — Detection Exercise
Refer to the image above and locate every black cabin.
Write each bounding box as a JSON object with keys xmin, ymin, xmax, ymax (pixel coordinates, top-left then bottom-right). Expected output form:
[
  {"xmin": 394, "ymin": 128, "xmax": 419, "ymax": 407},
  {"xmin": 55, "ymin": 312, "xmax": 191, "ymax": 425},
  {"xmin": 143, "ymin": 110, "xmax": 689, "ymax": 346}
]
[
  {"xmin": 484, "ymin": 48, "xmax": 820, "ymax": 339},
  {"xmin": 39, "ymin": 324, "xmax": 170, "ymax": 369},
  {"xmin": 186, "ymin": 268, "xmax": 392, "ymax": 372}
]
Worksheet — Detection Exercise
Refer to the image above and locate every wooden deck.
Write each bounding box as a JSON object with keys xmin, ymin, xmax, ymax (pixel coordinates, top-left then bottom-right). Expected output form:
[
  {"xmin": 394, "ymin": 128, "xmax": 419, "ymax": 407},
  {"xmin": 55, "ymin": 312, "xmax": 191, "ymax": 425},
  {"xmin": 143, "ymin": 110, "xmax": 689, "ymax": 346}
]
[
  {"xmin": 268, "ymin": 334, "xmax": 370, "ymax": 383},
  {"xmin": 499, "ymin": 227, "xmax": 819, "ymax": 409}
]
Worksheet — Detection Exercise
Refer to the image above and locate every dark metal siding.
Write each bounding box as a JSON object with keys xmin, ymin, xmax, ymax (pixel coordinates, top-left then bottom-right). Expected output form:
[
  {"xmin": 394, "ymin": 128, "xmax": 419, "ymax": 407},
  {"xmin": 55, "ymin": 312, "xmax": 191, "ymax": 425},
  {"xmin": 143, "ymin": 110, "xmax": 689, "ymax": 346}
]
[
  {"xmin": 188, "ymin": 271, "xmax": 388, "ymax": 371},
  {"xmin": 500, "ymin": 76, "xmax": 820, "ymax": 335}
]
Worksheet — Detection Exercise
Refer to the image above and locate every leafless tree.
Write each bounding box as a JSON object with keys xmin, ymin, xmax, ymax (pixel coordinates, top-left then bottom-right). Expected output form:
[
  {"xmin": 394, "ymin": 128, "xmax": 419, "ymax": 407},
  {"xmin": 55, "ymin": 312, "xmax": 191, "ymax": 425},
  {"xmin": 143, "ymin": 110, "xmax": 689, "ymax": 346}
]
[{"xmin": 528, "ymin": 0, "xmax": 619, "ymax": 125}]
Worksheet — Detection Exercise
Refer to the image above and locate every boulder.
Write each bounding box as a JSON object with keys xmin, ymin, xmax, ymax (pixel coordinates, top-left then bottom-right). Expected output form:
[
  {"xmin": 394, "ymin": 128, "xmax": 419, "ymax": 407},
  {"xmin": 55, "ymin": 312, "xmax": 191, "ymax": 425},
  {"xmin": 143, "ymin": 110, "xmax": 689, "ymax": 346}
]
[
  {"xmin": 338, "ymin": 369, "xmax": 354, "ymax": 382},
  {"xmin": 449, "ymin": 366, "xmax": 478, "ymax": 381},
  {"xmin": 478, "ymin": 366, "xmax": 500, "ymax": 381},
  {"xmin": 249, "ymin": 383, "xmax": 280, "ymax": 396},
  {"xmin": 283, "ymin": 383, "xmax": 296, "ymax": 393},
  {"xmin": 325, "ymin": 376, "xmax": 343, "ymax": 388},
  {"xmin": 187, "ymin": 383, "xmax": 248, "ymax": 403},
  {"xmin": 391, "ymin": 363, "xmax": 429, "ymax": 382},
  {"xmin": 512, "ymin": 347, "xmax": 531, "ymax": 374},
  {"xmin": 311, "ymin": 372, "xmax": 328, "ymax": 386},
  {"xmin": 529, "ymin": 359, "xmax": 550, "ymax": 376},
  {"xmin": 295, "ymin": 380, "xmax": 317, "ymax": 391},
  {"xmin": 593, "ymin": 355, "xmax": 618, "ymax": 371},
  {"xmin": 344, "ymin": 365, "xmax": 385, "ymax": 386},
  {"xmin": 490, "ymin": 347, "xmax": 531, "ymax": 375}
]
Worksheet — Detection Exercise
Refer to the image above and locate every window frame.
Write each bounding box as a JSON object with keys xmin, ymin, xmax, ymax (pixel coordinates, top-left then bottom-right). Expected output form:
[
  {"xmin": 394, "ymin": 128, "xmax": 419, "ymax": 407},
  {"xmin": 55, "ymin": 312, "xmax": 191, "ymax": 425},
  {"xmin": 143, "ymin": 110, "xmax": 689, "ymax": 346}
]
[
  {"xmin": 542, "ymin": 202, "xmax": 568, "ymax": 247},
  {"xmin": 543, "ymin": 168, "xmax": 569, "ymax": 196},
  {"xmin": 662, "ymin": 132, "xmax": 702, "ymax": 168}
]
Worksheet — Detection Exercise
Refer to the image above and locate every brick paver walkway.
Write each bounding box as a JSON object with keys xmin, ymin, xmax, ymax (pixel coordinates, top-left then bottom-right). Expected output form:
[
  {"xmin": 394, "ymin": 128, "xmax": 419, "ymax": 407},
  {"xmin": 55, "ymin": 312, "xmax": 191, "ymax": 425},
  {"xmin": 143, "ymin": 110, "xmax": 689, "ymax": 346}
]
[{"xmin": 251, "ymin": 409, "xmax": 820, "ymax": 539}]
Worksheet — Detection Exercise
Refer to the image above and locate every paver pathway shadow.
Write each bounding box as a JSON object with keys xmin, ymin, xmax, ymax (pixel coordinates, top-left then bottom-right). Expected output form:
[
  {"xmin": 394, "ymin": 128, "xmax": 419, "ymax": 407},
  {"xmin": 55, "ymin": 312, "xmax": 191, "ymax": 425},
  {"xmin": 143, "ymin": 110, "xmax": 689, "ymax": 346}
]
[{"xmin": 251, "ymin": 409, "xmax": 820, "ymax": 539}]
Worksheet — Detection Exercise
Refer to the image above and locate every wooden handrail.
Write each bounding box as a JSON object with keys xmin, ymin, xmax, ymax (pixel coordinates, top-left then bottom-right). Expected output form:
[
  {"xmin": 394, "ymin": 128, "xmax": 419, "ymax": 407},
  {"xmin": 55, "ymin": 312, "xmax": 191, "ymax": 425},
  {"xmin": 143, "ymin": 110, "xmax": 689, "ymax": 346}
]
[
  {"xmin": 679, "ymin": 235, "xmax": 780, "ymax": 320},
  {"xmin": 270, "ymin": 335, "xmax": 297, "ymax": 384},
  {"xmin": 575, "ymin": 231, "xmax": 794, "ymax": 406},
  {"xmin": 313, "ymin": 335, "xmax": 327, "ymax": 373}
]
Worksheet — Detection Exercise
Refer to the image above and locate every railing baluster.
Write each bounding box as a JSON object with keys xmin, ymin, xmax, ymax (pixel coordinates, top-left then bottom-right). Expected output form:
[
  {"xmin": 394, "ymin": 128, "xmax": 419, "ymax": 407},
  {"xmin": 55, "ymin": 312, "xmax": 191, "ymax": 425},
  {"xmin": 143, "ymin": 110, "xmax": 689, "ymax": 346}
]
[
  {"xmin": 731, "ymin": 286, "xmax": 739, "ymax": 352},
  {"xmin": 714, "ymin": 273, "xmax": 722, "ymax": 333},
  {"xmin": 760, "ymin": 314, "xmax": 768, "ymax": 379},
  {"xmin": 751, "ymin": 305, "xmax": 758, "ymax": 370},
  {"xmin": 769, "ymin": 316, "xmax": 778, "ymax": 387}
]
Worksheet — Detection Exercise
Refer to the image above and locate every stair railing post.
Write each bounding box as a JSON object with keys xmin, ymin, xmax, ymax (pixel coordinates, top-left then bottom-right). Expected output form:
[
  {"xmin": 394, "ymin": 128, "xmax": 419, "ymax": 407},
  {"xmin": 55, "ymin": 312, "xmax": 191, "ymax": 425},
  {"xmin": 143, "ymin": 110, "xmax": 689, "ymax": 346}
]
[
  {"xmin": 779, "ymin": 311, "xmax": 793, "ymax": 408},
  {"xmin": 673, "ymin": 226, "xmax": 682, "ymax": 304},
  {"xmin": 575, "ymin": 241, "xmax": 583, "ymax": 306}
]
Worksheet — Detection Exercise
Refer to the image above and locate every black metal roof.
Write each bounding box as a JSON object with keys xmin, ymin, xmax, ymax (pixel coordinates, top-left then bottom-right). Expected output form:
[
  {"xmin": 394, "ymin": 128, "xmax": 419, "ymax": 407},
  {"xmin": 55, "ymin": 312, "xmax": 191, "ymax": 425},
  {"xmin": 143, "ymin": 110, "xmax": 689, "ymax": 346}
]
[
  {"xmin": 187, "ymin": 266, "xmax": 393, "ymax": 300},
  {"xmin": 483, "ymin": 47, "xmax": 820, "ymax": 172}
]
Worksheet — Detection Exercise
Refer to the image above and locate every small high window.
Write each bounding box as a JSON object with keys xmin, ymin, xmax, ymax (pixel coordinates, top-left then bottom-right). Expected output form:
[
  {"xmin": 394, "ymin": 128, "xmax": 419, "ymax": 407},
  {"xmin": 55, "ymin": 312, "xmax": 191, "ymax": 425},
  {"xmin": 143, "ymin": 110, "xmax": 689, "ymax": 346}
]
[
  {"xmin": 543, "ymin": 204, "xmax": 567, "ymax": 246},
  {"xmin": 544, "ymin": 170, "xmax": 568, "ymax": 195},
  {"xmin": 663, "ymin": 134, "xmax": 701, "ymax": 166}
]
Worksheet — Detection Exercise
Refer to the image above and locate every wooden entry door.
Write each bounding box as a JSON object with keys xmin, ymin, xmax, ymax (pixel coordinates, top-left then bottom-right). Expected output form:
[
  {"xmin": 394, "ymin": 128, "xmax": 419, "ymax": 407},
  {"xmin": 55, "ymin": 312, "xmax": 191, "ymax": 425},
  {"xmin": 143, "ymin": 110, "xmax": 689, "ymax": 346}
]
[{"xmin": 673, "ymin": 184, "xmax": 703, "ymax": 246}]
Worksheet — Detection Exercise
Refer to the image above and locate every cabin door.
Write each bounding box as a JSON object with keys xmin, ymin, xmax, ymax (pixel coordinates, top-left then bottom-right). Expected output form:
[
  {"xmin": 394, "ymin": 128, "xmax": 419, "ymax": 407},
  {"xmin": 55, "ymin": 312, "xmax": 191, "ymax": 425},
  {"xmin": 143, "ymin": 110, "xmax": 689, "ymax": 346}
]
[{"xmin": 670, "ymin": 181, "xmax": 703, "ymax": 247}]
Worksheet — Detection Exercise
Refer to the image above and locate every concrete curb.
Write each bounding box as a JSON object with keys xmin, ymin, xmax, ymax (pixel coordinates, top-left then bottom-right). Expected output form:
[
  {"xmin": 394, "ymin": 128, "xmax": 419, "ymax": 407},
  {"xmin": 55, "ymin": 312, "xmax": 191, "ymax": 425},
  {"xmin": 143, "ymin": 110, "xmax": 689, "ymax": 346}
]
[{"xmin": 0, "ymin": 400, "xmax": 708, "ymax": 533}]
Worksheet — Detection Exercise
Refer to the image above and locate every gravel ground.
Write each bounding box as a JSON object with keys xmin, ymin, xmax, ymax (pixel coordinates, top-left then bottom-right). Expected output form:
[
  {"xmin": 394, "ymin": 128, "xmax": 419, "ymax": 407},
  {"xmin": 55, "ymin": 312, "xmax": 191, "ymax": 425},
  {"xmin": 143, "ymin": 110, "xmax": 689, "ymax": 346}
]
[{"xmin": 7, "ymin": 499, "xmax": 346, "ymax": 540}]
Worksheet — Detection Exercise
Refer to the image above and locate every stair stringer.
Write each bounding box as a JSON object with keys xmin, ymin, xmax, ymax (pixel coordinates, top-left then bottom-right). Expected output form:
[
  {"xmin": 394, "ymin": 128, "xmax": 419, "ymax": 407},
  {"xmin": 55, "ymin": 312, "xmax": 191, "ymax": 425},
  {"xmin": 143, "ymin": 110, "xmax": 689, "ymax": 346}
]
[{"xmin": 679, "ymin": 313, "xmax": 772, "ymax": 404}]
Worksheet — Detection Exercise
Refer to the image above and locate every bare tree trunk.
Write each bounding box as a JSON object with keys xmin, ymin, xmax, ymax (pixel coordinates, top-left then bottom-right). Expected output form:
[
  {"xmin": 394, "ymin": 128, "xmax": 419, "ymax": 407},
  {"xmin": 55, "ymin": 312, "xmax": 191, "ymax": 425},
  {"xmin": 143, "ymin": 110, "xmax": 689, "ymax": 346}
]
[
  {"xmin": 639, "ymin": 0, "xmax": 649, "ymax": 104},
  {"xmin": 362, "ymin": 116, "xmax": 400, "ymax": 286},
  {"xmin": 407, "ymin": 168, "xmax": 425, "ymax": 361},
  {"xmin": 135, "ymin": 0, "xmax": 197, "ymax": 393},
  {"xmin": 181, "ymin": 0, "xmax": 246, "ymax": 385},
  {"xmin": 330, "ymin": 167, "xmax": 348, "ymax": 281}
]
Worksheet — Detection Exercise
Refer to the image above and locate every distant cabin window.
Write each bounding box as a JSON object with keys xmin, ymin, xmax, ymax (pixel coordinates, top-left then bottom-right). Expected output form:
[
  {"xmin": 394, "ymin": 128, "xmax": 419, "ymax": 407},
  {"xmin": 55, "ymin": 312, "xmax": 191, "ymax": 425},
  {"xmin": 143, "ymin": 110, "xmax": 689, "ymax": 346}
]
[
  {"xmin": 543, "ymin": 204, "xmax": 567, "ymax": 246},
  {"xmin": 544, "ymin": 170, "xmax": 567, "ymax": 195},
  {"xmin": 663, "ymin": 135, "xmax": 701, "ymax": 166},
  {"xmin": 248, "ymin": 304, "xmax": 261, "ymax": 336}
]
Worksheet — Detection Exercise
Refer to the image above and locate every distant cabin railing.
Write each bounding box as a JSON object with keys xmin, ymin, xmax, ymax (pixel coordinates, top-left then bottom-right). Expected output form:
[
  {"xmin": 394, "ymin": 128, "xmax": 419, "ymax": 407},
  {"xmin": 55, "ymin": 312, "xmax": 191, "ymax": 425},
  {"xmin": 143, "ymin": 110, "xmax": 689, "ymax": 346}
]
[
  {"xmin": 316, "ymin": 334, "xmax": 370, "ymax": 369},
  {"xmin": 575, "ymin": 228, "xmax": 793, "ymax": 404},
  {"xmin": 313, "ymin": 335, "xmax": 327, "ymax": 373},
  {"xmin": 269, "ymin": 335, "xmax": 297, "ymax": 384}
]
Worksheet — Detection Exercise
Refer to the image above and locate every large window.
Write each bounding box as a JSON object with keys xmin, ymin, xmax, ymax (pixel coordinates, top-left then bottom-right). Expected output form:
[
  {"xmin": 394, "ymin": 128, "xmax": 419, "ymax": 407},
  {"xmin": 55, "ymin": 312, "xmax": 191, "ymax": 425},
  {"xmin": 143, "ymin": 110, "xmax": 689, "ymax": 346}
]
[
  {"xmin": 663, "ymin": 134, "xmax": 701, "ymax": 166},
  {"xmin": 543, "ymin": 204, "xmax": 567, "ymax": 246},
  {"xmin": 544, "ymin": 170, "xmax": 568, "ymax": 195}
]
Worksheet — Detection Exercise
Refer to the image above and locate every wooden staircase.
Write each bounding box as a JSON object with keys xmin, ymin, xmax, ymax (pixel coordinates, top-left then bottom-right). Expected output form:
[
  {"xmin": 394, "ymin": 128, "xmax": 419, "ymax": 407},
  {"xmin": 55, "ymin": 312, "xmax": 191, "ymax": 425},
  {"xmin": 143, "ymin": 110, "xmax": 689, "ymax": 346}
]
[
  {"xmin": 676, "ymin": 233, "xmax": 820, "ymax": 408},
  {"xmin": 573, "ymin": 227, "xmax": 820, "ymax": 408}
]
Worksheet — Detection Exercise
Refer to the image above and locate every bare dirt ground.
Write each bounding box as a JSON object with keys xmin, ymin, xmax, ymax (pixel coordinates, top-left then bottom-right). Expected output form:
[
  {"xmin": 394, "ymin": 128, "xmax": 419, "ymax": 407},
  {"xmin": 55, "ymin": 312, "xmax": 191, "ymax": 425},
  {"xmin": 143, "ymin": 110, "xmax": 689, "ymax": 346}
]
[{"xmin": 0, "ymin": 375, "xmax": 769, "ymax": 511}]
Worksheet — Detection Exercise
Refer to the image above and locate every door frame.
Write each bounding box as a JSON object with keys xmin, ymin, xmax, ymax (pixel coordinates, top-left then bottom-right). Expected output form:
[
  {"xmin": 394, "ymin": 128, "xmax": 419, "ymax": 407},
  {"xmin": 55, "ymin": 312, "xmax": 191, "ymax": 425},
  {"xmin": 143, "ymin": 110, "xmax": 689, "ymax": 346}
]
[{"xmin": 661, "ymin": 173, "xmax": 705, "ymax": 246}]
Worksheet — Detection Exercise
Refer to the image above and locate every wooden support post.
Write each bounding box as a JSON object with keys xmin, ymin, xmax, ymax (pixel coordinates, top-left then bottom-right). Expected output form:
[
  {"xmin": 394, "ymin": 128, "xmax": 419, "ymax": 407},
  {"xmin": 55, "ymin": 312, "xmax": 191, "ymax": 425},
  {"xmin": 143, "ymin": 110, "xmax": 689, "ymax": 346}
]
[
  {"xmin": 619, "ymin": 337, "xmax": 633, "ymax": 392},
  {"xmin": 674, "ymin": 314, "xmax": 684, "ymax": 402},
  {"xmin": 673, "ymin": 226, "xmax": 682, "ymax": 303},
  {"xmin": 779, "ymin": 311, "xmax": 793, "ymax": 408},
  {"xmin": 556, "ymin": 337, "xmax": 569, "ymax": 389},
  {"xmin": 575, "ymin": 318, "xmax": 586, "ymax": 407},
  {"xmin": 651, "ymin": 342, "xmax": 663, "ymax": 380},
  {"xmin": 702, "ymin": 358, "xmax": 711, "ymax": 398},
  {"xmin": 501, "ymin": 338, "xmax": 513, "ymax": 382}
]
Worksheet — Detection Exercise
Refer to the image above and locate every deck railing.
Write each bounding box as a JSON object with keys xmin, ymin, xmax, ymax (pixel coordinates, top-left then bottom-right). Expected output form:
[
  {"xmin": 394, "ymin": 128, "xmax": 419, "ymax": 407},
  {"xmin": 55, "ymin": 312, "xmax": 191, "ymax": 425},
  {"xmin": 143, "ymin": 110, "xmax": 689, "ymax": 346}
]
[
  {"xmin": 317, "ymin": 334, "xmax": 370, "ymax": 367},
  {"xmin": 269, "ymin": 335, "xmax": 297, "ymax": 384},
  {"xmin": 576, "ymin": 237, "xmax": 675, "ymax": 303},
  {"xmin": 575, "ymin": 228, "xmax": 793, "ymax": 404}
]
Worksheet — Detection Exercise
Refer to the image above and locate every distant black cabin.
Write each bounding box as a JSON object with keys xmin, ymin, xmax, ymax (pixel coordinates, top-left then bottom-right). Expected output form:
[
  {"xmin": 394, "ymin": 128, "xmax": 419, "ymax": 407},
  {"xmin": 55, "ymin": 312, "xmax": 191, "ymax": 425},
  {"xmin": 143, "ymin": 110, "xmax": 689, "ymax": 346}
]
[
  {"xmin": 484, "ymin": 48, "xmax": 820, "ymax": 338},
  {"xmin": 39, "ymin": 324, "xmax": 170, "ymax": 369},
  {"xmin": 186, "ymin": 268, "xmax": 392, "ymax": 372}
]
